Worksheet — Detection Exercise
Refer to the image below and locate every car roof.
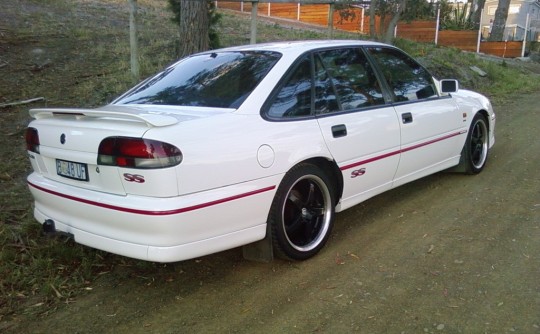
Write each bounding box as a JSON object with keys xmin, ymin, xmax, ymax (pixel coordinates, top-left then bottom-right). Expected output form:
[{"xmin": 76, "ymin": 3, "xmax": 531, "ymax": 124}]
[{"xmin": 204, "ymin": 40, "xmax": 390, "ymax": 54}]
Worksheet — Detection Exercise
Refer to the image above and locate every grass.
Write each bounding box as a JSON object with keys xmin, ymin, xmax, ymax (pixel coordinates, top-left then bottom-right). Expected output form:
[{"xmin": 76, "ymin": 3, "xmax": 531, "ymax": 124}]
[{"xmin": 1, "ymin": 0, "xmax": 540, "ymax": 321}]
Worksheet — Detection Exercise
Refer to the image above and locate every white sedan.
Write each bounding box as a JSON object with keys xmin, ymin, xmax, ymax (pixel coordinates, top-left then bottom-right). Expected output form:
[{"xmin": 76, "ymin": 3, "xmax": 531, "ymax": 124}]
[{"xmin": 26, "ymin": 40, "xmax": 495, "ymax": 262}]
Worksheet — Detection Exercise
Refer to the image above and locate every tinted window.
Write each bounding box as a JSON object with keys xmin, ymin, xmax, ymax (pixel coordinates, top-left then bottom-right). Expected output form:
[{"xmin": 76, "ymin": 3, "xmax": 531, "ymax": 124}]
[
  {"xmin": 267, "ymin": 56, "xmax": 312, "ymax": 118},
  {"xmin": 318, "ymin": 48, "xmax": 385, "ymax": 112},
  {"xmin": 314, "ymin": 54, "xmax": 339, "ymax": 114},
  {"xmin": 367, "ymin": 47, "xmax": 437, "ymax": 102},
  {"xmin": 115, "ymin": 51, "xmax": 281, "ymax": 108}
]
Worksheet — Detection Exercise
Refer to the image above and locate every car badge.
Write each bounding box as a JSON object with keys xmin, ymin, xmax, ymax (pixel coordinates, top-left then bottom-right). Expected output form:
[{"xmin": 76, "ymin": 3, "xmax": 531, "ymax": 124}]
[{"xmin": 60, "ymin": 133, "xmax": 66, "ymax": 144}]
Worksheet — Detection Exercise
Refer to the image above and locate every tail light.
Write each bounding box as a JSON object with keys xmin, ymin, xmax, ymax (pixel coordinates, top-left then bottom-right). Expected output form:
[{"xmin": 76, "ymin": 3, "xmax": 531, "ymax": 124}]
[
  {"xmin": 25, "ymin": 127, "xmax": 40, "ymax": 153},
  {"xmin": 98, "ymin": 137, "xmax": 183, "ymax": 169}
]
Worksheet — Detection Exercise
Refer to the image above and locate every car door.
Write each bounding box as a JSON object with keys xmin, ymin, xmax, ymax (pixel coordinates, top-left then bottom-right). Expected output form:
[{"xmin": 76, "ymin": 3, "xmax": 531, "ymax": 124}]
[
  {"xmin": 366, "ymin": 47, "xmax": 464, "ymax": 187},
  {"xmin": 312, "ymin": 48, "xmax": 401, "ymax": 211}
]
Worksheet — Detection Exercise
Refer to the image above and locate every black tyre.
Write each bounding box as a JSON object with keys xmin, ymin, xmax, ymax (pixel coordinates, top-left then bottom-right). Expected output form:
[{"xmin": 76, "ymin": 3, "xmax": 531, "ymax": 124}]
[
  {"xmin": 460, "ymin": 113, "xmax": 489, "ymax": 174},
  {"xmin": 269, "ymin": 163, "xmax": 335, "ymax": 261}
]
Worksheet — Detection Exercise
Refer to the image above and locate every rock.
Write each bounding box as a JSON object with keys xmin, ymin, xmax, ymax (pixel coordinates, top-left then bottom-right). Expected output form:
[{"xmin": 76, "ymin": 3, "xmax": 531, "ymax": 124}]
[{"xmin": 470, "ymin": 66, "xmax": 487, "ymax": 77}]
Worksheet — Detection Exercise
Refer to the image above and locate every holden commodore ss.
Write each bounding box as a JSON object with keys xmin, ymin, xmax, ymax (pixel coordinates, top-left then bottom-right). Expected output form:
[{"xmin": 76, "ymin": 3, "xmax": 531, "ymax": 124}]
[{"xmin": 25, "ymin": 40, "xmax": 495, "ymax": 262}]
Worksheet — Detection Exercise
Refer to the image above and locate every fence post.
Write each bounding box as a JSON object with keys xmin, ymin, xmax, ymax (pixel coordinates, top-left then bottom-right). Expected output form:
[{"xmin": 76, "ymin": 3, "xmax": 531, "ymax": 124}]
[
  {"xmin": 328, "ymin": 2, "xmax": 334, "ymax": 39},
  {"xmin": 522, "ymin": 13, "xmax": 530, "ymax": 57},
  {"xmin": 250, "ymin": 1, "xmax": 258, "ymax": 44},
  {"xmin": 435, "ymin": 7, "xmax": 440, "ymax": 45},
  {"xmin": 297, "ymin": 3, "xmax": 301, "ymax": 21},
  {"xmin": 360, "ymin": 7, "xmax": 365, "ymax": 33},
  {"xmin": 476, "ymin": 8, "xmax": 484, "ymax": 53}
]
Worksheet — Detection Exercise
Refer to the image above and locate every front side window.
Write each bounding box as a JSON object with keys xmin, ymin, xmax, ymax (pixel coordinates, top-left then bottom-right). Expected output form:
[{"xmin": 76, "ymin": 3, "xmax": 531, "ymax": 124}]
[
  {"xmin": 367, "ymin": 47, "xmax": 437, "ymax": 102},
  {"xmin": 115, "ymin": 51, "xmax": 281, "ymax": 108}
]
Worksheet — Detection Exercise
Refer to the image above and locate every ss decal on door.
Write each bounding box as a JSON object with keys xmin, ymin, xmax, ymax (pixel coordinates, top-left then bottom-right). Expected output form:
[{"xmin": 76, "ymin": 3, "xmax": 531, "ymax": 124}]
[{"xmin": 351, "ymin": 168, "xmax": 366, "ymax": 178}]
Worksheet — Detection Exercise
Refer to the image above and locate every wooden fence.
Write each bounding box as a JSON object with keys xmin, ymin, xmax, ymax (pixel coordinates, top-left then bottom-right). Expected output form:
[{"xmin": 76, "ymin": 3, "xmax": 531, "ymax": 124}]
[
  {"xmin": 216, "ymin": 1, "xmax": 525, "ymax": 58},
  {"xmin": 480, "ymin": 41, "xmax": 523, "ymax": 58},
  {"xmin": 397, "ymin": 21, "xmax": 436, "ymax": 43}
]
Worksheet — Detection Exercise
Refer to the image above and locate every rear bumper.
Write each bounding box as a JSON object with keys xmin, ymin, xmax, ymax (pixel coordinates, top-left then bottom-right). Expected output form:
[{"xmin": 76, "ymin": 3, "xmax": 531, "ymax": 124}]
[{"xmin": 28, "ymin": 173, "xmax": 278, "ymax": 262}]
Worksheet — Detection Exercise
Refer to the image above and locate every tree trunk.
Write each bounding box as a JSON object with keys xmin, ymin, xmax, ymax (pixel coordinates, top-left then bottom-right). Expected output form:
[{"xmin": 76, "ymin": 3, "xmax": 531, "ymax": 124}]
[
  {"xmin": 128, "ymin": 0, "xmax": 139, "ymax": 82},
  {"xmin": 369, "ymin": 0, "xmax": 377, "ymax": 39},
  {"xmin": 489, "ymin": 0, "xmax": 511, "ymax": 41},
  {"xmin": 378, "ymin": 11, "xmax": 386, "ymax": 39},
  {"xmin": 470, "ymin": 0, "xmax": 486, "ymax": 29},
  {"xmin": 178, "ymin": 0, "xmax": 209, "ymax": 57},
  {"xmin": 383, "ymin": 0, "xmax": 407, "ymax": 44}
]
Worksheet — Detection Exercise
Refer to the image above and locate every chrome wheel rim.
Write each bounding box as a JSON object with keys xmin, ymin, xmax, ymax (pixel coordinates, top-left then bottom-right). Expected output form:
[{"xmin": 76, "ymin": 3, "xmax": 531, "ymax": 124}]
[
  {"xmin": 281, "ymin": 174, "xmax": 332, "ymax": 252},
  {"xmin": 470, "ymin": 118, "xmax": 488, "ymax": 169}
]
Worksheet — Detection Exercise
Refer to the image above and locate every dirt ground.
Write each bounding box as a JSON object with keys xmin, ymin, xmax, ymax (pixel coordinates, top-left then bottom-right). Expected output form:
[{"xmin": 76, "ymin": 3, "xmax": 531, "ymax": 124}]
[
  {"xmin": 1, "ymin": 1, "xmax": 539, "ymax": 333},
  {"xmin": 4, "ymin": 92, "xmax": 539, "ymax": 334}
]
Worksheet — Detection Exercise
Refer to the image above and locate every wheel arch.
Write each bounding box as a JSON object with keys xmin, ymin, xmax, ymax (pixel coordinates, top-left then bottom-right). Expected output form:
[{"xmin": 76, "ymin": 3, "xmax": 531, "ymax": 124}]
[
  {"xmin": 295, "ymin": 157, "xmax": 343, "ymax": 206},
  {"xmin": 474, "ymin": 108, "xmax": 493, "ymax": 146},
  {"xmin": 475, "ymin": 109, "xmax": 490, "ymax": 129}
]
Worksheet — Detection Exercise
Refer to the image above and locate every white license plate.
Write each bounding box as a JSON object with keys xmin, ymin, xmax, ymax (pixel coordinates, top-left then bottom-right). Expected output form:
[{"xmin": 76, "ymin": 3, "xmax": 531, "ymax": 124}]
[{"xmin": 56, "ymin": 159, "xmax": 89, "ymax": 181}]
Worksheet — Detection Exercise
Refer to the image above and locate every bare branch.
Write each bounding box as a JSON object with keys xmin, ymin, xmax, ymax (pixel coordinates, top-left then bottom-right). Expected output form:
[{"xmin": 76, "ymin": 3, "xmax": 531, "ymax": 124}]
[{"xmin": 0, "ymin": 97, "xmax": 45, "ymax": 109}]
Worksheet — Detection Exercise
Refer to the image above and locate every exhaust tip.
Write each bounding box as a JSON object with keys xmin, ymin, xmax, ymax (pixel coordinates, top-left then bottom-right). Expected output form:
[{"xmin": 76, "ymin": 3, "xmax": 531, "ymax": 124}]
[{"xmin": 42, "ymin": 219, "xmax": 56, "ymax": 236}]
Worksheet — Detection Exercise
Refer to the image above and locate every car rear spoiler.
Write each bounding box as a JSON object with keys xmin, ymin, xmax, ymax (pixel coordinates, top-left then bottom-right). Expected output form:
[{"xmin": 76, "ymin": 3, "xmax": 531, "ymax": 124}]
[{"xmin": 29, "ymin": 108, "xmax": 179, "ymax": 127}]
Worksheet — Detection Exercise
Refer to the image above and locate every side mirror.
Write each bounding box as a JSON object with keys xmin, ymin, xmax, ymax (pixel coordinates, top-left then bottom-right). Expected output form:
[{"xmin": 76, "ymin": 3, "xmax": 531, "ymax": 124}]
[{"xmin": 440, "ymin": 79, "xmax": 459, "ymax": 93}]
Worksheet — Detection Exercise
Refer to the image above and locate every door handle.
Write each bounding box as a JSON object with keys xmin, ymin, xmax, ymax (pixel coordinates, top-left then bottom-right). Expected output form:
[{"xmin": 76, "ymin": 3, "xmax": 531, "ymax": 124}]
[
  {"xmin": 331, "ymin": 124, "xmax": 347, "ymax": 138},
  {"xmin": 402, "ymin": 112, "xmax": 413, "ymax": 124}
]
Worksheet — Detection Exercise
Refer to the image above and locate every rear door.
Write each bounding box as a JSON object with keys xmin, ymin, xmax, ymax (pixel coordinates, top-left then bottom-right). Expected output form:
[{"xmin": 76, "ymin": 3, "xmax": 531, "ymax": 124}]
[{"xmin": 312, "ymin": 48, "xmax": 401, "ymax": 209}]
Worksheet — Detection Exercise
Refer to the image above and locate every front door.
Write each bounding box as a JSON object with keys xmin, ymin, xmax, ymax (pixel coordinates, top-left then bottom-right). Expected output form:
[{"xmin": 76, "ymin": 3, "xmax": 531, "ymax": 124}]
[{"xmin": 366, "ymin": 46, "xmax": 464, "ymax": 187}]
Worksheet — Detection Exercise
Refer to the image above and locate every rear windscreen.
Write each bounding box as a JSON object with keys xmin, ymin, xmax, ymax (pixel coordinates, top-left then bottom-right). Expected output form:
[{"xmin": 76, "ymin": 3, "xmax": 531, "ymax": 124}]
[{"xmin": 115, "ymin": 51, "xmax": 282, "ymax": 109}]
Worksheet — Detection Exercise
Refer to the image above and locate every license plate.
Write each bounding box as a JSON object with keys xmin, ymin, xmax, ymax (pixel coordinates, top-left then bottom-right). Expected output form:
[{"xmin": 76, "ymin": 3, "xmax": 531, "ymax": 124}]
[{"xmin": 56, "ymin": 159, "xmax": 89, "ymax": 181}]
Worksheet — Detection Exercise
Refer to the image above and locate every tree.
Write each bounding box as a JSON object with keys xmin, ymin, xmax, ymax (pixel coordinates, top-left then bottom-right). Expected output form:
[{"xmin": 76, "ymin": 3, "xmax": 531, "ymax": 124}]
[
  {"xmin": 369, "ymin": 0, "xmax": 377, "ymax": 39},
  {"xmin": 382, "ymin": 0, "xmax": 407, "ymax": 43},
  {"xmin": 401, "ymin": 0, "xmax": 435, "ymax": 21},
  {"xmin": 369, "ymin": 0, "xmax": 408, "ymax": 43},
  {"xmin": 179, "ymin": 1, "xmax": 208, "ymax": 56},
  {"xmin": 168, "ymin": 0, "xmax": 220, "ymax": 58},
  {"xmin": 128, "ymin": 0, "xmax": 139, "ymax": 82},
  {"xmin": 489, "ymin": 0, "xmax": 511, "ymax": 41},
  {"xmin": 469, "ymin": 0, "xmax": 487, "ymax": 29}
]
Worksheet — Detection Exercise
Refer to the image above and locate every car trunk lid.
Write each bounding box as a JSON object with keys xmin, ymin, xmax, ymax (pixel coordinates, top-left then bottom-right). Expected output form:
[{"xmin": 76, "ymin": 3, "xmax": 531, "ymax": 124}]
[{"xmin": 27, "ymin": 105, "xmax": 229, "ymax": 196}]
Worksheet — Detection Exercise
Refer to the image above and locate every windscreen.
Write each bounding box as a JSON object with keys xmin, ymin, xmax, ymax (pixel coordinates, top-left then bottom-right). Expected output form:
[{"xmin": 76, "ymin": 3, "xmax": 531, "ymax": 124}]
[{"xmin": 115, "ymin": 51, "xmax": 282, "ymax": 108}]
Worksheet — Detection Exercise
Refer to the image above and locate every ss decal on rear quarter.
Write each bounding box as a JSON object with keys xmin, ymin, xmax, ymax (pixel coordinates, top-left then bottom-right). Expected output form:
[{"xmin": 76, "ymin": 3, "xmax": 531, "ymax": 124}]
[{"xmin": 123, "ymin": 173, "xmax": 145, "ymax": 183}]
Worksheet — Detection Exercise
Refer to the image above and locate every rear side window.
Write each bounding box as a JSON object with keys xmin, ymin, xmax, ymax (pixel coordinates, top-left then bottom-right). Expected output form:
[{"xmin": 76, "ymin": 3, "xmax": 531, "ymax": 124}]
[
  {"xmin": 115, "ymin": 51, "xmax": 281, "ymax": 108},
  {"xmin": 267, "ymin": 56, "xmax": 312, "ymax": 118},
  {"xmin": 266, "ymin": 48, "xmax": 386, "ymax": 119},
  {"xmin": 367, "ymin": 47, "xmax": 437, "ymax": 102},
  {"xmin": 317, "ymin": 48, "xmax": 385, "ymax": 112}
]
